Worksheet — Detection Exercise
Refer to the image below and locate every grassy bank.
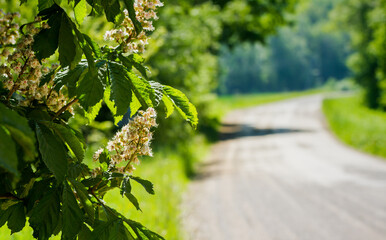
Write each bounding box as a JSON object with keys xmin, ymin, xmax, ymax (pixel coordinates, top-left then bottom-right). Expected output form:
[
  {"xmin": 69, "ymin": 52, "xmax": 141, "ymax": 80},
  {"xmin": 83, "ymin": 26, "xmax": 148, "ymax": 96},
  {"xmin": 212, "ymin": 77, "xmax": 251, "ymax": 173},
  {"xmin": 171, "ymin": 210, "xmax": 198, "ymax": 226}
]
[{"xmin": 323, "ymin": 95, "xmax": 386, "ymax": 158}]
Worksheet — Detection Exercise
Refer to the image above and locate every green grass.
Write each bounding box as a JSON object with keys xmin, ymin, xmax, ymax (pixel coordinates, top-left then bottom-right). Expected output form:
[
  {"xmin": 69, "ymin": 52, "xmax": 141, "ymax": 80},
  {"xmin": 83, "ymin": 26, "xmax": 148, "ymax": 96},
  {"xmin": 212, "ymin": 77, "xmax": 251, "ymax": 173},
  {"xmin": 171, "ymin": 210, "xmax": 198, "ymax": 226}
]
[{"xmin": 323, "ymin": 95, "xmax": 386, "ymax": 159}]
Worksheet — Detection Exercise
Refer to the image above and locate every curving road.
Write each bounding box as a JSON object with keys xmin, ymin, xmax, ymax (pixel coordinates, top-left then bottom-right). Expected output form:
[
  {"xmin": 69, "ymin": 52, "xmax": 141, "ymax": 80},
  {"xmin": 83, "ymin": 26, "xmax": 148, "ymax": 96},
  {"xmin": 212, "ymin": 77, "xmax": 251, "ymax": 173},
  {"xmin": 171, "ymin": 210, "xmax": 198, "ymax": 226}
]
[{"xmin": 182, "ymin": 94, "xmax": 386, "ymax": 240}]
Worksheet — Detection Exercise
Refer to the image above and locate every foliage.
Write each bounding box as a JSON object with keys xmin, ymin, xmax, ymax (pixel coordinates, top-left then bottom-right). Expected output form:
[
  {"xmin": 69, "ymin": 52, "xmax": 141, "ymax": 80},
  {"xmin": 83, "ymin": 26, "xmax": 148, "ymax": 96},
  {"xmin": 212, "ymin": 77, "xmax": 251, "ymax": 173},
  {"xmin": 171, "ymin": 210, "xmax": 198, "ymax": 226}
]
[
  {"xmin": 331, "ymin": 0, "xmax": 386, "ymax": 109},
  {"xmin": 323, "ymin": 95, "xmax": 386, "ymax": 158},
  {"xmin": 146, "ymin": 2, "xmax": 221, "ymax": 146},
  {"xmin": 0, "ymin": 1, "xmax": 198, "ymax": 239},
  {"xmin": 146, "ymin": 0, "xmax": 297, "ymax": 146}
]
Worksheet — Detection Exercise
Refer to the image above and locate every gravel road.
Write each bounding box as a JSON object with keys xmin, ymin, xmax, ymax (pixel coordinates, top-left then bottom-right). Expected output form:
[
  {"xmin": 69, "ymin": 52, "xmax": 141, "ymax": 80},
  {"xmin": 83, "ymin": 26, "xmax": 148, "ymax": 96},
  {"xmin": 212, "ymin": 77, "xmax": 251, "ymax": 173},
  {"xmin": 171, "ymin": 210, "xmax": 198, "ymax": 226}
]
[{"xmin": 182, "ymin": 94, "xmax": 386, "ymax": 240}]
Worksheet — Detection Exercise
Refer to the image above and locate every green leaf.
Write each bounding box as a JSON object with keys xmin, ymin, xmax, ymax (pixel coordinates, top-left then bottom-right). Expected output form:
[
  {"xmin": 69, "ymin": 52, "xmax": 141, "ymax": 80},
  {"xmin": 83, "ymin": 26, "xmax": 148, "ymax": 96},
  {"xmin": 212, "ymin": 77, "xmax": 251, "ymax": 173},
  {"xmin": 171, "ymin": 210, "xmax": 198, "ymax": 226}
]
[
  {"xmin": 123, "ymin": 0, "xmax": 143, "ymax": 35},
  {"xmin": 84, "ymin": 100, "xmax": 103, "ymax": 123},
  {"xmin": 102, "ymin": 0, "xmax": 122, "ymax": 23},
  {"xmin": 78, "ymin": 224, "xmax": 93, "ymax": 240},
  {"xmin": 161, "ymin": 94, "xmax": 174, "ymax": 118},
  {"xmin": 149, "ymin": 81, "xmax": 163, "ymax": 106},
  {"xmin": 44, "ymin": 122, "xmax": 85, "ymax": 162},
  {"xmin": 35, "ymin": 122, "xmax": 68, "ymax": 182},
  {"xmin": 104, "ymin": 86, "xmax": 124, "ymax": 125},
  {"xmin": 0, "ymin": 208, "xmax": 11, "ymax": 228},
  {"xmin": 130, "ymin": 94, "xmax": 141, "ymax": 117},
  {"xmin": 92, "ymin": 219, "xmax": 134, "ymax": 240},
  {"xmin": 59, "ymin": 14, "xmax": 82, "ymax": 68},
  {"xmin": 120, "ymin": 177, "xmax": 141, "ymax": 211},
  {"xmin": 0, "ymin": 103, "xmax": 35, "ymax": 140},
  {"xmin": 125, "ymin": 219, "xmax": 165, "ymax": 240},
  {"xmin": 0, "ymin": 126, "xmax": 18, "ymax": 175},
  {"xmin": 126, "ymin": 71, "xmax": 153, "ymax": 109},
  {"xmin": 38, "ymin": 0, "xmax": 55, "ymax": 11},
  {"xmin": 68, "ymin": 163, "xmax": 89, "ymax": 179},
  {"xmin": 119, "ymin": 54, "xmax": 148, "ymax": 79},
  {"xmin": 83, "ymin": 34, "xmax": 102, "ymax": 58},
  {"xmin": 86, "ymin": 0, "xmax": 104, "ymax": 16},
  {"xmin": 107, "ymin": 62, "xmax": 133, "ymax": 116},
  {"xmin": 74, "ymin": 0, "xmax": 88, "ymax": 25},
  {"xmin": 33, "ymin": 11, "xmax": 62, "ymax": 60},
  {"xmin": 120, "ymin": 177, "xmax": 131, "ymax": 195},
  {"xmin": 68, "ymin": 178, "xmax": 95, "ymax": 224},
  {"xmin": 163, "ymin": 85, "xmax": 198, "ymax": 129},
  {"xmin": 7, "ymin": 203, "xmax": 26, "ymax": 234},
  {"xmin": 130, "ymin": 176, "xmax": 154, "ymax": 195},
  {"xmin": 53, "ymin": 60, "xmax": 88, "ymax": 97},
  {"xmin": 76, "ymin": 68, "xmax": 106, "ymax": 111},
  {"xmin": 125, "ymin": 192, "xmax": 141, "ymax": 211},
  {"xmin": 29, "ymin": 189, "xmax": 60, "ymax": 240},
  {"xmin": 5, "ymin": 125, "xmax": 36, "ymax": 162},
  {"xmin": 62, "ymin": 182, "xmax": 84, "ymax": 240}
]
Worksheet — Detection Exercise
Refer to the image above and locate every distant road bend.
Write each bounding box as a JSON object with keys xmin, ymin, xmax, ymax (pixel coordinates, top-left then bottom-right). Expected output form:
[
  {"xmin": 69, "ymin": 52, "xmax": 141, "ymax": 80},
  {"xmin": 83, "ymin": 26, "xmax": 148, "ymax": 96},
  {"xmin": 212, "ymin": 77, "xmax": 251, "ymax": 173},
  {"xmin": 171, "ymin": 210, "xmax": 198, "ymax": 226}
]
[{"xmin": 183, "ymin": 94, "xmax": 386, "ymax": 240}]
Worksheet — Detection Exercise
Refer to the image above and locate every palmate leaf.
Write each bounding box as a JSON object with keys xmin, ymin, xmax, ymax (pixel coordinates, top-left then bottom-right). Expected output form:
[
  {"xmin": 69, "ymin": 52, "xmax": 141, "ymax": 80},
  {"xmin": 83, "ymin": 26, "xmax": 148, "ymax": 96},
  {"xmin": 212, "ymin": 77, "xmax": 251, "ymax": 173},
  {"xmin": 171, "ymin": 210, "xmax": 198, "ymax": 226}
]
[
  {"xmin": 162, "ymin": 85, "xmax": 198, "ymax": 129},
  {"xmin": 62, "ymin": 182, "xmax": 84, "ymax": 240},
  {"xmin": 29, "ymin": 189, "xmax": 61, "ymax": 240},
  {"xmin": 35, "ymin": 122, "xmax": 68, "ymax": 182}
]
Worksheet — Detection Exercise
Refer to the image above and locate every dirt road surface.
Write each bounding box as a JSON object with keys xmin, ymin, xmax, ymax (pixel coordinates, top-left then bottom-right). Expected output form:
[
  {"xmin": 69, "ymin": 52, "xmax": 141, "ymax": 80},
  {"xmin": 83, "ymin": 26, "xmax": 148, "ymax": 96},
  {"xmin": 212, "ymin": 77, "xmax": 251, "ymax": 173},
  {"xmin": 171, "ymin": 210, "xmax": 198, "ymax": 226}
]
[{"xmin": 182, "ymin": 94, "xmax": 386, "ymax": 240}]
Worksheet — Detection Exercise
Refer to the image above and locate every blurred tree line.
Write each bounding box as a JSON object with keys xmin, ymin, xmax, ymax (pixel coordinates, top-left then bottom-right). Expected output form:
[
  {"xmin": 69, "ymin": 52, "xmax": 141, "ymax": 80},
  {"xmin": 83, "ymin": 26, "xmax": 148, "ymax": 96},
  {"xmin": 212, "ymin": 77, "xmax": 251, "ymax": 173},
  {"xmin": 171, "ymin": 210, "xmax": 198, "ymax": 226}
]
[
  {"xmin": 332, "ymin": 0, "xmax": 386, "ymax": 109},
  {"xmin": 218, "ymin": 0, "xmax": 386, "ymax": 111},
  {"xmin": 218, "ymin": 0, "xmax": 351, "ymax": 94}
]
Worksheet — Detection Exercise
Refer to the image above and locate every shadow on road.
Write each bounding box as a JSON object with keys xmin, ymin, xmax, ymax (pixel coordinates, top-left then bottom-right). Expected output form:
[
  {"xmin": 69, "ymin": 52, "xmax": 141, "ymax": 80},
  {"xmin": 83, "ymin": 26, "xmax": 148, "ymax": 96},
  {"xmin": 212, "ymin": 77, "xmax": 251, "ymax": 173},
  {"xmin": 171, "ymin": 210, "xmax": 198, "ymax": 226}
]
[{"xmin": 220, "ymin": 123, "xmax": 311, "ymax": 141}]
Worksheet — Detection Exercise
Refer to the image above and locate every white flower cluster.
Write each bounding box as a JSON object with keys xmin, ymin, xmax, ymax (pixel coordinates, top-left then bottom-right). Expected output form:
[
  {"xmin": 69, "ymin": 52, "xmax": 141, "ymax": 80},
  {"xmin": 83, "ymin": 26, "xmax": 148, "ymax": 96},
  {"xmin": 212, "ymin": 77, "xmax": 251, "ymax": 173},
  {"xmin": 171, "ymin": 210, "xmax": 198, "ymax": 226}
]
[
  {"xmin": 104, "ymin": 0, "xmax": 163, "ymax": 54},
  {"xmin": 0, "ymin": 10, "xmax": 20, "ymax": 45},
  {"xmin": 93, "ymin": 108, "xmax": 157, "ymax": 175},
  {"xmin": 0, "ymin": 11, "xmax": 75, "ymax": 113}
]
